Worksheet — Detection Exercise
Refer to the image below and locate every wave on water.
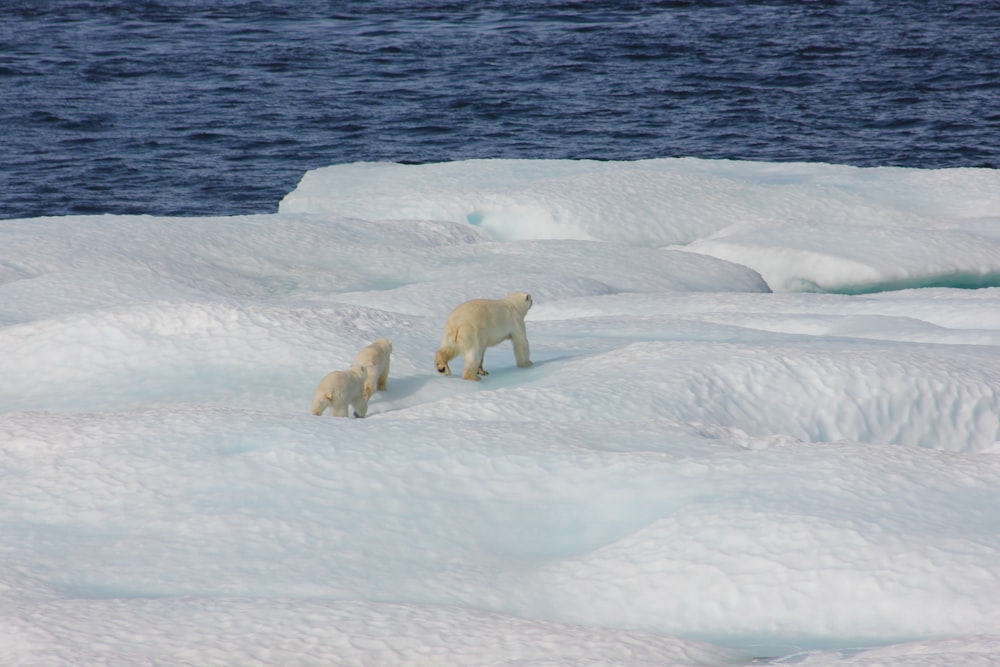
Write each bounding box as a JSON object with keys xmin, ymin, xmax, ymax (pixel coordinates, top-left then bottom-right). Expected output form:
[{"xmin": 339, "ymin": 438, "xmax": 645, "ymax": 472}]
[{"xmin": 2, "ymin": 0, "xmax": 999, "ymax": 218}]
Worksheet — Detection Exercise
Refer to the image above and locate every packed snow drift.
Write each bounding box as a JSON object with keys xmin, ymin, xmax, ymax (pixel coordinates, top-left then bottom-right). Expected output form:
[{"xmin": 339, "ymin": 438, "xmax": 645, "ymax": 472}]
[{"xmin": 2, "ymin": 158, "xmax": 999, "ymax": 666}]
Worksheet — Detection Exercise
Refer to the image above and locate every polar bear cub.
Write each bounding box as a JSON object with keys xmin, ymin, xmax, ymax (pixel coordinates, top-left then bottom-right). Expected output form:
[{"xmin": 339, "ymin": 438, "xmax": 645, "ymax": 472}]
[
  {"xmin": 354, "ymin": 337, "xmax": 392, "ymax": 399},
  {"xmin": 435, "ymin": 291, "xmax": 533, "ymax": 381},
  {"xmin": 311, "ymin": 365, "xmax": 369, "ymax": 417}
]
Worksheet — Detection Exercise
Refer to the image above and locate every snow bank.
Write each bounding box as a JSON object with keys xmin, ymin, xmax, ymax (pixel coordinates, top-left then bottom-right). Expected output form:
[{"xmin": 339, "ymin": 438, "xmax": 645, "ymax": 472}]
[
  {"xmin": 280, "ymin": 158, "xmax": 1000, "ymax": 293},
  {"xmin": 2, "ymin": 158, "xmax": 1000, "ymax": 666}
]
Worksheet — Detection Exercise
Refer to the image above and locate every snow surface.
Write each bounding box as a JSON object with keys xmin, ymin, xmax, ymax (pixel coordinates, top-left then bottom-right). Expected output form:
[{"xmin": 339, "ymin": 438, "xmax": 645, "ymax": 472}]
[{"xmin": 2, "ymin": 157, "xmax": 1000, "ymax": 666}]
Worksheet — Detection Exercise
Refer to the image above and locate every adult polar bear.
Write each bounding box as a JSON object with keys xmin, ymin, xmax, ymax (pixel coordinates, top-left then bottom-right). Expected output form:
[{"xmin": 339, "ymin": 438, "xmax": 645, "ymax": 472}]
[{"xmin": 435, "ymin": 291, "xmax": 533, "ymax": 381}]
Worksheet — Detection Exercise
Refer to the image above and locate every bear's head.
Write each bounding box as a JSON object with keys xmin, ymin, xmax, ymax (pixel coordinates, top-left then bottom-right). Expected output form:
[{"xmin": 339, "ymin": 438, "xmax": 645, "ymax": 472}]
[{"xmin": 505, "ymin": 291, "xmax": 533, "ymax": 315}]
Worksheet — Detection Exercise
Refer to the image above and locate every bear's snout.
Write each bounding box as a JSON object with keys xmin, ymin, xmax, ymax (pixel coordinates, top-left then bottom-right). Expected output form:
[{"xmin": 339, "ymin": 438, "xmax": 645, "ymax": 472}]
[{"xmin": 437, "ymin": 366, "xmax": 447, "ymax": 373}]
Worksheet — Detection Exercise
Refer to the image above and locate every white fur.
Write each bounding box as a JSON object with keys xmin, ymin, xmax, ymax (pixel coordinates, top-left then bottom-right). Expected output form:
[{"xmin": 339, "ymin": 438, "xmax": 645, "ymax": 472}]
[
  {"xmin": 311, "ymin": 365, "xmax": 369, "ymax": 417},
  {"xmin": 435, "ymin": 291, "xmax": 533, "ymax": 381},
  {"xmin": 354, "ymin": 338, "xmax": 393, "ymax": 399}
]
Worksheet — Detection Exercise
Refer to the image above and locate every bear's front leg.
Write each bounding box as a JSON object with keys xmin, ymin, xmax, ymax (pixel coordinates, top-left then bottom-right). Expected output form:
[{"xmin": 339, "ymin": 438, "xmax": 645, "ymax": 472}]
[{"xmin": 511, "ymin": 331, "xmax": 533, "ymax": 368}]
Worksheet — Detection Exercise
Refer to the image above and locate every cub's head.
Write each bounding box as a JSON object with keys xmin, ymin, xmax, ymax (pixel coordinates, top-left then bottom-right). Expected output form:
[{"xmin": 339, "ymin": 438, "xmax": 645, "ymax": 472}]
[
  {"xmin": 374, "ymin": 337, "xmax": 393, "ymax": 353},
  {"xmin": 505, "ymin": 291, "xmax": 533, "ymax": 315}
]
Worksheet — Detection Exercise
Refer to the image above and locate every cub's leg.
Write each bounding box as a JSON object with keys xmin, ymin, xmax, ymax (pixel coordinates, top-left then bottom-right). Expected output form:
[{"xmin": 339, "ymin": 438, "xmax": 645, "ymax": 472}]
[{"xmin": 330, "ymin": 396, "xmax": 349, "ymax": 418}]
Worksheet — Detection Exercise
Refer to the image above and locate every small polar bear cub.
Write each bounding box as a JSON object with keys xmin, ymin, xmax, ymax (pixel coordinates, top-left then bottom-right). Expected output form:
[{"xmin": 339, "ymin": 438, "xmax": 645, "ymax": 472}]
[
  {"xmin": 311, "ymin": 365, "xmax": 369, "ymax": 417},
  {"xmin": 435, "ymin": 291, "xmax": 533, "ymax": 381},
  {"xmin": 354, "ymin": 337, "xmax": 392, "ymax": 399}
]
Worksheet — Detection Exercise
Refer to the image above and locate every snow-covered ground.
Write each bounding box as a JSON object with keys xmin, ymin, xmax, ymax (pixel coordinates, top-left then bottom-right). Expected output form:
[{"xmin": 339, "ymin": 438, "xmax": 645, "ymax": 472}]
[{"xmin": 2, "ymin": 158, "xmax": 999, "ymax": 666}]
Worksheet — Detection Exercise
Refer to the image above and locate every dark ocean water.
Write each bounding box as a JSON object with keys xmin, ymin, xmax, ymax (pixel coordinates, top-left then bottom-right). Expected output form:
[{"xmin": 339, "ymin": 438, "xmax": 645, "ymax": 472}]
[{"xmin": 2, "ymin": 0, "xmax": 999, "ymax": 220}]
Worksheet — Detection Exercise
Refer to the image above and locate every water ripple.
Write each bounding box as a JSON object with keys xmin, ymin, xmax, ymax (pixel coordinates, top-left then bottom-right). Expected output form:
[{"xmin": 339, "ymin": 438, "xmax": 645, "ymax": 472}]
[{"xmin": 1, "ymin": 0, "xmax": 998, "ymax": 218}]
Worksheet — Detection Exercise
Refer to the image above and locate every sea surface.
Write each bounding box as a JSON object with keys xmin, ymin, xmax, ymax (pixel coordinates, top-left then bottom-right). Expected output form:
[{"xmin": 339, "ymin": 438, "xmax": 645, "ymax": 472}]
[{"xmin": 2, "ymin": 0, "xmax": 999, "ymax": 220}]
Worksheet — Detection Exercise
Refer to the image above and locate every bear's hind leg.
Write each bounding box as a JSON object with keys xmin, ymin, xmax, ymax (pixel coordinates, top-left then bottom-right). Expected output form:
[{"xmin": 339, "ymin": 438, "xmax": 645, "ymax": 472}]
[
  {"xmin": 462, "ymin": 344, "xmax": 485, "ymax": 381},
  {"xmin": 435, "ymin": 345, "xmax": 456, "ymax": 376}
]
